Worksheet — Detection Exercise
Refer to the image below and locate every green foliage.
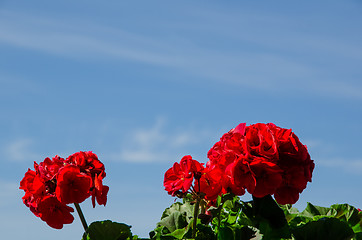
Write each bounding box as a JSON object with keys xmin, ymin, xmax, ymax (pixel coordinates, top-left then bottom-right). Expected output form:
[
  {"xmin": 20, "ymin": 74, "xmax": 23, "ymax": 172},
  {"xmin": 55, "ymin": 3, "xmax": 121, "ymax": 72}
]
[
  {"xmin": 82, "ymin": 220, "xmax": 133, "ymax": 240},
  {"xmin": 292, "ymin": 217, "xmax": 354, "ymax": 240},
  {"xmin": 209, "ymin": 193, "xmax": 256, "ymax": 240},
  {"xmin": 149, "ymin": 197, "xmax": 194, "ymax": 240},
  {"xmin": 150, "ymin": 194, "xmax": 362, "ymax": 240},
  {"xmin": 282, "ymin": 202, "xmax": 362, "ymax": 240}
]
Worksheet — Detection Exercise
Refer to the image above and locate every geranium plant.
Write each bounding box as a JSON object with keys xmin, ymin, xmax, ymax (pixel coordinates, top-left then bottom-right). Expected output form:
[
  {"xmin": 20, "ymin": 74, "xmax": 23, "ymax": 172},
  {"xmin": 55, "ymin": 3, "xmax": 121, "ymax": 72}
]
[
  {"xmin": 19, "ymin": 151, "xmax": 133, "ymax": 239},
  {"xmin": 153, "ymin": 123, "xmax": 362, "ymax": 240},
  {"xmin": 20, "ymin": 123, "xmax": 362, "ymax": 240}
]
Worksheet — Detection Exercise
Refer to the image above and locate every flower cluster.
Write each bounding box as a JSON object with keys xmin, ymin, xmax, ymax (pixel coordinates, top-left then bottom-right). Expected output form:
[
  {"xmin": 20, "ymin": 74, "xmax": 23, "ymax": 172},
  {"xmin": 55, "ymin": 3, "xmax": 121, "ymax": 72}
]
[
  {"xmin": 19, "ymin": 151, "xmax": 109, "ymax": 229},
  {"xmin": 164, "ymin": 123, "xmax": 315, "ymax": 205}
]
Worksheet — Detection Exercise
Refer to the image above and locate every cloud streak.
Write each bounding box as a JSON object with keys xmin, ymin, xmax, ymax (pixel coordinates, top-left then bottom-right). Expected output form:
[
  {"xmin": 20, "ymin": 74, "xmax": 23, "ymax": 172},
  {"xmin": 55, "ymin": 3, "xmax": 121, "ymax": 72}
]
[
  {"xmin": 1, "ymin": 7, "xmax": 362, "ymax": 99},
  {"xmin": 0, "ymin": 10, "xmax": 180, "ymax": 66},
  {"xmin": 317, "ymin": 158, "xmax": 362, "ymax": 175},
  {"xmin": 2, "ymin": 138, "xmax": 42, "ymax": 162},
  {"xmin": 108, "ymin": 117, "xmax": 211, "ymax": 163}
]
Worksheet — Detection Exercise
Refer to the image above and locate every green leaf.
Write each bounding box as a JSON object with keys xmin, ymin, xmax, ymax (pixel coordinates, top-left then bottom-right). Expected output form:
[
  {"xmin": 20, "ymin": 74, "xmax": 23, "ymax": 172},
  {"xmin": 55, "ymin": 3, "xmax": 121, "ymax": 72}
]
[
  {"xmin": 234, "ymin": 226, "xmax": 256, "ymax": 240},
  {"xmin": 195, "ymin": 224, "xmax": 216, "ymax": 240},
  {"xmin": 217, "ymin": 226, "xmax": 234, "ymax": 240},
  {"xmin": 354, "ymin": 232, "xmax": 362, "ymax": 240},
  {"xmin": 221, "ymin": 192, "xmax": 236, "ymax": 203},
  {"xmin": 288, "ymin": 216, "xmax": 313, "ymax": 229},
  {"xmin": 301, "ymin": 202, "xmax": 336, "ymax": 218},
  {"xmin": 159, "ymin": 211, "xmax": 188, "ymax": 233},
  {"xmin": 237, "ymin": 211, "xmax": 254, "ymax": 227},
  {"xmin": 216, "ymin": 195, "xmax": 222, "ymax": 206},
  {"xmin": 150, "ymin": 225, "xmax": 178, "ymax": 240},
  {"xmin": 292, "ymin": 217, "xmax": 354, "ymax": 240},
  {"xmin": 296, "ymin": 203, "xmax": 362, "ymax": 234},
  {"xmin": 330, "ymin": 204, "xmax": 362, "ymax": 233},
  {"xmin": 163, "ymin": 228, "xmax": 187, "ymax": 239},
  {"xmin": 151, "ymin": 200, "xmax": 195, "ymax": 239},
  {"xmin": 238, "ymin": 201, "xmax": 254, "ymax": 226},
  {"xmin": 157, "ymin": 201, "xmax": 194, "ymax": 234},
  {"xmin": 253, "ymin": 195, "xmax": 289, "ymax": 229},
  {"xmin": 161, "ymin": 201, "xmax": 194, "ymax": 224},
  {"xmin": 82, "ymin": 220, "xmax": 132, "ymax": 240},
  {"xmin": 258, "ymin": 219, "xmax": 291, "ymax": 240}
]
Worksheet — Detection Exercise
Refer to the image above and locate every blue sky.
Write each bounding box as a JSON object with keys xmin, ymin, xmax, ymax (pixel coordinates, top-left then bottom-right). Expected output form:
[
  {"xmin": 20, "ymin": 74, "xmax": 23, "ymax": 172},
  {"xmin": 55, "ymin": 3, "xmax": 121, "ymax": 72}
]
[{"xmin": 1, "ymin": 0, "xmax": 362, "ymax": 239}]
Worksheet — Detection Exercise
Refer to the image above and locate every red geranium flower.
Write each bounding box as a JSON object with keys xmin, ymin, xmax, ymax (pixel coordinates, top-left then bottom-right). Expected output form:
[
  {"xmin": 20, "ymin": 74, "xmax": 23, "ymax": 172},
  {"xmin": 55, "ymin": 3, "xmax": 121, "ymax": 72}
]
[
  {"xmin": 37, "ymin": 196, "xmax": 74, "ymax": 229},
  {"xmin": 66, "ymin": 151, "xmax": 105, "ymax": 178},
  {"xmin": 201, "ymin": 161, "xmax": 245, "ymax": 199},
  {"xmin": 91, "ymin": 172, "xmax": 109, "ymax": 207},
  {"xmin": 274, "ymin": 186, "xmax": 301, "ymax": 205},
  {"xmin": 34, "ymin": 156, "xmax": 65, "ymax": 181},
  {"xmin": 268, "ymin": 123, "xmax": 312, "ymax": 165},
  {"xmin": 222, "ymin": 163, "xmax": 246, "ymax": 196},
  {"xmin": 56, "ymin": 165, "xmax": 92, "ymax": 204},
  {"xmin": 164, "ymin": 155, "xmax": 204, "ymax": 196},
  {"xmin": 194, "ymin": 165, "xmax": 223, "ymax": 201},
  {"xmin": 66, "ymin": 151, "xmax": 109, "ymax": 207},
  {"xmin": 248, "ymin": 158, "xmax": 283, "ymax": 198},
  {"xmin": 204, "ymin": 122, "xmax": 314, "ymax": 204},
  {"xmin": 221, "ymin": 123, "xmax": 247, "ymax": 155},
  {"xmin": 20, "ymin": 169, "xmax": 47, "ymax": 216},
  {"xmin": 232, "ymin": 157, "xmax": 257, "ymax": 194},
  {"xmin": 245, "ymin": 123, "xmax": 278, "ymax": 161},
  {"xmin": 20, "ymin": 169, "xmax": 42, "ymax": 195},
  {"xmin": 20, "ymin": 151, "xmax": 109, "ymax": 229}
]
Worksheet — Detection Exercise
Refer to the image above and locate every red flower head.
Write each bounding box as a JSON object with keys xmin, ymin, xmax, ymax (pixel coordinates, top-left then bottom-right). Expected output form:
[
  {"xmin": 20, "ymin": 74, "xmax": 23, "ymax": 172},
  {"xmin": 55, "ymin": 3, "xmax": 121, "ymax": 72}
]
[
  {"xmin": 37, "ymin": 196, "xmax": 74, "ymax": 229},
  {"xmin": 247, "ymin": 158, "xmax": 283, "ymax": 198},
  {"xmin": 164, "ymin": 155, "xmax": 204, "ymax": 197},
  {"xmin": 268, "ymin": 123, "xmax": 313, "ymax": 165},
  {"xmin": 66, "ymin": 151, "xmax": 105, "ymax": 178},
  {"xmin": 20, "ymin": 151, "xmax": 109, "ymax": 229},
  {"xmin": 91, "ymin": 172, "xmax": 110, "ymax": 207},
  {"xmin": 20, "ymin": 169, "xmax": 47, "ymax": 217},
  {"xmin": 204, "ymin": 122, "xmax": 314, "ymax": 204},
  {"xmin": 221, "ymin": 123, "xmax": 247, "ymax": 155},
  {"xmin": 267, "ymin": 123, "xmax": 315, "ymax": 204},
  {"xmin": 199, "ymin": 161, "xmax": 245, "ymax": 201},
  {"xmin": 34, "ymin": 156, "xmax": 65, "ymax": 181},
  {"xmin": 66, "ymin": 151, "xmax": 109, "ymax": 207},
  {"xmin": 222, "ymin": 163, "xmax": 246, "ymax": 196},
  {"xmin": 232, "ymin": 156, "xmax": 257, "ymax": 194},
  {"xmin": 56, "ymin": 165, "xmax": 92, "ymax": 204},
  {"xmin": 194, "ymin": 165, "xmax": 223, "ymax": 201},
  {"xmin": 245, "ymin": 123, "xmax": 278, "ymax": 161},
  {"xmin": 20, "ymin": 169, "xmax": 45, "ymax": 196},
  {"xmin": 207, "ymin": 123, "xmax": 247, "ymax": 172}
]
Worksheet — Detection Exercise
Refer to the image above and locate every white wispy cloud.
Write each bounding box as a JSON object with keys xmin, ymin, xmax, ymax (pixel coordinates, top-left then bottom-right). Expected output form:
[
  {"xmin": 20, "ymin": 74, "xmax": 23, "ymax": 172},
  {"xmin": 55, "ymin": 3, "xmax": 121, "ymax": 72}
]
[
  {"xmin": 2, "ymin": 138, "xmax": 42, "ymax": 162},
  {"xmin": 1, "ymin": 7, "xmax": 362, "ymax": 100},
  {"xmin": 0, "ymin": 10, "xmax": 312, "ymax": 87},
  {"xmin": 317, "ymin": 158, "xmax": 362, "ymax": 175},
  {"xmin": 302, "ymin": 138, "xmax": 362, "ymax": 174},
  {"xmin": 0, "ymin": 10, "xmax": 180, "ymax": 66},
  {"xmin": 108, "ymin": 117, "xmax": 211, "ymax": 163}
]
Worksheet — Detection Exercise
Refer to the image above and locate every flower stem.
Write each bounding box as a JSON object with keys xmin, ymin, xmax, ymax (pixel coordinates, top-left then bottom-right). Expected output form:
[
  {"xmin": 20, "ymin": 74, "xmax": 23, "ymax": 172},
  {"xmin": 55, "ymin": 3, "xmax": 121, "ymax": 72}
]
[
  {"xmin": 200, "ymin": 200, "xmax": 206, "ymax": 215},
  {"xmin": 74, "ymin": 203, "xmax": 88, "ymax": 232},
  {"xmin": 192, "ymin": 198, "xmax": 200, "ymax": 239},
  {"xmin": 217, "ymin": 202, "xmax": 223, "ymax": 232}
]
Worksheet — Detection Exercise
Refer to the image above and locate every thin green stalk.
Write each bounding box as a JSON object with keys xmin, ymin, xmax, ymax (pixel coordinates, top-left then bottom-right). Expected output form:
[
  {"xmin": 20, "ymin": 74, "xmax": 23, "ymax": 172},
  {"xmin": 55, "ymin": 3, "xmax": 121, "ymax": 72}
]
[
  {"xmin": 200, "ymin": 200, "xmax": 206, "ymax": 215},
  {"xmin": 192, "ymin": 198, "xmax": 200, "ymax": 239},
  {"xmin": 74, "ymin": 203, "xmax": 88, "ymax": 232},
  {"xmin": 217, "ymin": 202, "xmax": 223, "ymax": 232}
]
